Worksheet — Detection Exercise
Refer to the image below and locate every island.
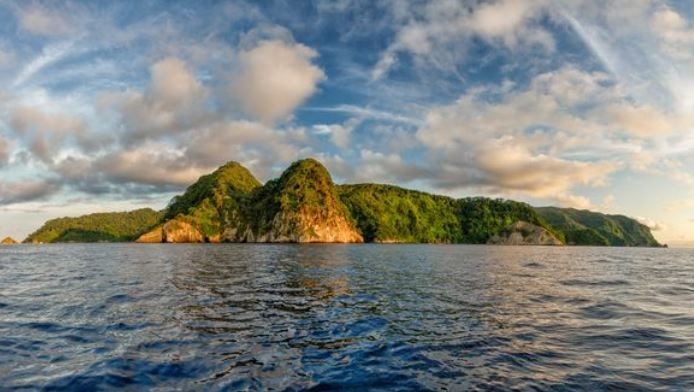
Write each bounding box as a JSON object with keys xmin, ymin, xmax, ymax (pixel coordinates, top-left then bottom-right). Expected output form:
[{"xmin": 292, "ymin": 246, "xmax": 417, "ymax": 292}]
[
  {"xmin": 1, "ymin": 237, "xmax": 18, "ymax": 245},
  {"xmin": 24, "ymin": 158, "xmax": 661, "ymax": 247}
]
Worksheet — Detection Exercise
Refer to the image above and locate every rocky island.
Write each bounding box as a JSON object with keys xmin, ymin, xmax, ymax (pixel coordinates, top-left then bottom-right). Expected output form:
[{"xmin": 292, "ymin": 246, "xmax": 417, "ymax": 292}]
[
  {"xmin": 24, "ymin": 158, "xmax": 661, "ymax": 247},
  {"xmin": 1, "ymin": 237, "xmax": 18, "ymax": 245}
]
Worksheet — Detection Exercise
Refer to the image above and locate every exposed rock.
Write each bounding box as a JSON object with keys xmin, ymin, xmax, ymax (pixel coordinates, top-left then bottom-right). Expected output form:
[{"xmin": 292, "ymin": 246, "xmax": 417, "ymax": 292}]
[
  {"xmin": 162, "ymin": 219, "xmax": 205, "ymax": 243},
  {"xmin": 487, "ymin": 221, "xmax": 563, "ymax": 246},
  {"xmin": 226, "ymin": 159, "xmax": 363, "ymax": 243},
  {"xmin": 135, "ymin": 226, "xmax": 163, "ymax": 243},
  {"xmin": 1, "ymin": 237, "xmax": 18, "ymax": 245}
]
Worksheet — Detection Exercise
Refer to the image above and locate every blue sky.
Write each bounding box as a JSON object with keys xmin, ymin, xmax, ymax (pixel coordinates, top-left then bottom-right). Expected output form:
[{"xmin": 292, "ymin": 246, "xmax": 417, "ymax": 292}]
[{"xmin": 1, "ymin": 0, "xmax": 694, "ymax": 244}]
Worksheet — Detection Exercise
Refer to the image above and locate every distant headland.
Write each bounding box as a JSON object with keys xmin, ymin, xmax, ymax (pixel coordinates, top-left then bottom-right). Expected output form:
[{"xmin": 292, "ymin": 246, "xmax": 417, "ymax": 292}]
[{"xmin": 22, "ymin": 158, "xmax": 661, "ymax": 247}]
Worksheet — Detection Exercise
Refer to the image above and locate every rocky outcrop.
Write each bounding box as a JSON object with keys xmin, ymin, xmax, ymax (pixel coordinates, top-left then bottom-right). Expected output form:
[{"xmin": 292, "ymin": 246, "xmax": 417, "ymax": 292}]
[
  {"xmin": 1, "ymin": 237, "xmax": 18, "ymax": 245},
  {"xmin": 224, "ymin": 159, "xmax": 363, "ymax": 243},
  {"xmin": 136, "ymin": 219, "xmax": 213, "ymax": 243},
  {"xmin": 162, "ymin": 220, "xmax": 205, "ymax": 243},
  {"xmin": 487, "ymin": 221, "xmax": 563, "ymax": 246},
  {"xmin": 135, "ymin": 226, "xmax": 163, "ymax": 243}
]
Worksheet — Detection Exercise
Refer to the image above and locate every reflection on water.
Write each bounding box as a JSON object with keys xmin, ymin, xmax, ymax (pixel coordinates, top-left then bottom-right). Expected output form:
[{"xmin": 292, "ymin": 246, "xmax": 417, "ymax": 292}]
[{"xmin": 1, "ymin": 244, "xmax": 694, "ymax": 390}]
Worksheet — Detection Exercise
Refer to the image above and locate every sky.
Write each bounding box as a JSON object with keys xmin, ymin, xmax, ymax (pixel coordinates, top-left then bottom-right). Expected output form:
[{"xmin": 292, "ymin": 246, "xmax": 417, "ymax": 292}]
[{"xmin": 0, "ymin": 0, "xmax": 693, "ymax": 244}]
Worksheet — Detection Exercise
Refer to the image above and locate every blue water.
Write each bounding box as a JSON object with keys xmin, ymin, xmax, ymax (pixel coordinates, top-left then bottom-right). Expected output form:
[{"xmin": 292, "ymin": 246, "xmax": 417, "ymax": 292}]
[{"xmin": 1, "ymin": 244, "xmax": 693, "ymax": 390}]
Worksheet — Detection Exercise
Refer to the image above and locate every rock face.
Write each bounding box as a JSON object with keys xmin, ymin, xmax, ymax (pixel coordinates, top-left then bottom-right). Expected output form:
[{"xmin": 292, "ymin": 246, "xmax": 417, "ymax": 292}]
[
  {"xmin": 226, "ymin": 159, "xmax": 363, "ymax": 243},
  {"xmin": 135, "ymin": 226, "xmax": 163, "ymax": 243},
  {"xmin": 1, "ymin": 237, "xmax": 18, "ymax": 245},
  {"xmin": 136, "ymin": 219, "xmax": 220, "ymax": 243},
  {"xmin": 161, "ymin": 219, "xmax": 205, "ymax": 243},
  {"xmin": 487, "ymin": 221, "xmax": 563, "ymax": 246}
]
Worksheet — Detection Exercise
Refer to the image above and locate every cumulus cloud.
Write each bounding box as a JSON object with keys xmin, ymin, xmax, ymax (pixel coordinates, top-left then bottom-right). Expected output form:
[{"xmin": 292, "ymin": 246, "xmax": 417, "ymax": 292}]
[
  {"xmin": 9, "ymin": 105, "xmax": 87, "ymax": 163},
  {"xmin": 0, "ymin": 180, "xmax": 60, "ymax": 205},
  {"xmin": 231, "ymin": 40, "xmax": 326, "ymax": 124},
  {"xmin": 410, "ymin": 66, "xmax": 680, "ymax": 205},
  {"xmin": 94, "ymin": 145, "xmax": 207, "ymax": 187},
  {"xmin": 102, "ymin": 57, "xmax": 208, "ymax": 142}
]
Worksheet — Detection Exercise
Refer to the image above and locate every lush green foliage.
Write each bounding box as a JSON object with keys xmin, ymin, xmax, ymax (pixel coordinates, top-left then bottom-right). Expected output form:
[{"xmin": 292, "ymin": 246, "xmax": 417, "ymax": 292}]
[
  {"xmin": 240, "ymin": 158, "xmax": 351, "ymax": 235},
  {"xmin": 536, "ymin": 207, "xmax": 660, "ymax": 246},
  {"xmin": 339, "ymin": 186, "xmax": 557, "ymax": 243},
  {"xmin": 164, "ymin": 161, "xmax": 261, "ymax": 237},
  {"xmin": 25, "ymin": 208, "xmax": 162, "ymax": 243},
  {"xmin": 339, "ymin": 184, "xmax": 461, "ymax": 242},
  {"xmin": 26, "ymin": 159, "xmax": 660, "ymax": 246},
  {"xmin": 458, "ymin": 197, "xmax": 558, "ymax": 243}
]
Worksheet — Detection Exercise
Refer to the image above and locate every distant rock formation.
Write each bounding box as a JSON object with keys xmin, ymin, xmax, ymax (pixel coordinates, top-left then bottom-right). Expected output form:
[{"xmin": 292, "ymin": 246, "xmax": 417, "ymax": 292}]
[
  {"xmin": 1, "ymin": 237, "xmax": 18, "ymax": 245},
  {"xmin": 487, "ymin": 221, "xmax": 563, "ymax": 246}
]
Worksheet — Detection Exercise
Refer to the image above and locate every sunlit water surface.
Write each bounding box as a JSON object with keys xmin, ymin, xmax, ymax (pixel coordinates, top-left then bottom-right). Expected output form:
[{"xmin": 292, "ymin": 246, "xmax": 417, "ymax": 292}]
[{"xmin": 1, "ymin": 244, "xmax": 693, "ymax": 390}]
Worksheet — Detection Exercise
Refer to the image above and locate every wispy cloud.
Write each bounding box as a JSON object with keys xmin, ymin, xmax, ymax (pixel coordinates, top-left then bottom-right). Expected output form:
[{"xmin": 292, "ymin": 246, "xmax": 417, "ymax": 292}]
[
  {"xmin": 304, "ymin": 104, "xmax": 421, "ymax": 125},
  {"xmin": 12, "ymin": 40, "xmax": 75, "ymax": 88}
]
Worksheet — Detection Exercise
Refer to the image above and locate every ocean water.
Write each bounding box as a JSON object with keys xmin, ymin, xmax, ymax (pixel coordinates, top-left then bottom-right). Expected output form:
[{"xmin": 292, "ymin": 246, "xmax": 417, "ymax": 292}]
[{"xmin": 1, "ymin": 244, "xmax": 693, "ymax": 391}]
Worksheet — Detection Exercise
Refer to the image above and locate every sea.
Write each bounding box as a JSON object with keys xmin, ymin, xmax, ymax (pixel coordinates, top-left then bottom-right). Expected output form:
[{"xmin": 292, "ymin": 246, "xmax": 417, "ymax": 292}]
[{"xmin": 1, "ymin": 244, "xmax": 693, "ymax": 390}]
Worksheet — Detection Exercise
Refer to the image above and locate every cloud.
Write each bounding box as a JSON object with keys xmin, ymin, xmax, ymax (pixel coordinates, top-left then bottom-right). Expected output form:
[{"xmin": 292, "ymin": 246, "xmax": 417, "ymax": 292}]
[
  {"xmin": 637, "ymin": 216, "xmax": 666, "ymax": 231},
  {"xmin": 12, "ymin": 41, "xmax": 75, "ymax": 88},
  {"xmin": 0, "ymin": 47, "xmax": 15, "ymax": 68},
  {"xmin": 231, "ymin": 40, "xmax": 326, "ymax": 124},
  {"xmin": 305, "ymin": 104, "xmax": 421, "ymax": 125},
  {"xmin": 0, "ymin": 137, "xmax": 10, "ymax": 166},
  {"xmin": 560, "ymin": 1, "xmax": 694, "ymax": 113},
  {"xmin": 101, "ymin": 57, "xmax": 208, "ymax": 142},
  {"xmin": 94, "ymin": 145, "xmax": 207, "ymax": 188},
  {"xmin": 372, "ymin": 0, "xmax": 553, "ymax": 79},
  {"xmin": 9, "ymin": 105, "xmax": 87, "ymax": 163},
  {"xmin": 312, "ymin": 118, "xmax": 359, "ymax": 149},
  {"xmin": 16, "ymin": 4, "xmax": 77, "ymax": 37},
  {"xmin": 470, "ymin": 140, "xmax": 617, "ymax": 196},
  {"xmin": 0, "ymin": 180, "xmax": 60, "ymax": 205},
  {"xmin": 411, "ymin": 67, "xmax": 663, "ymax": 205}
]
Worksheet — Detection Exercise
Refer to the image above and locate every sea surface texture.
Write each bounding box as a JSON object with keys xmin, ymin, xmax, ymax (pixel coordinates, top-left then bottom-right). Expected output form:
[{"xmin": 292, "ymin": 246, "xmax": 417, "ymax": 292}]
[{"xmin": 1, "ymin": 244, "xmax": 693, "ymax": 390}]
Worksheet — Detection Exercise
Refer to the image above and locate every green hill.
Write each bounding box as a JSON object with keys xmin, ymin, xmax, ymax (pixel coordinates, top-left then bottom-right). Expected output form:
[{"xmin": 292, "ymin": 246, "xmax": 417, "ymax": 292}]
[
  {"xmin": 161, "ymin": 161, "xmax": 261, "ymax": 241},
  {"xmin": 231, "ymin": 158, "xmax": 362, "ymax": 242},
  {"xmin": 536, "ymin": 207, "xmax": 660, "ymax": 247},
  {"xmin": 339, "ymin": 184, "xmax": 462, "ymax": 243},
  {"xmin": 24, "ymin": 208, "xmax": 162, "ymax": 243},
  {"xmin": 25, "ymin": 158, "xmax": 662, "ymax": 247},
  {"xmin": 338, "ymin": 185, "xmax": 559, "ymax": 244}
]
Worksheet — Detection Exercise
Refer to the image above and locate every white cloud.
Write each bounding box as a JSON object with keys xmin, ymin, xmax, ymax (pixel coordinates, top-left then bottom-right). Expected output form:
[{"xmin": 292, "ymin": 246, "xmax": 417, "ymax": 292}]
[
  {"xmin": 12, "ymin": 41, "xmax": 75, "ymax": 88},
  {"xmin": 231, "ymin": 40, "xmax": 326, "ymax": 124},
  {"xmin": 637, "ymin": 216, "xmax": 667, "ymax": 231},
  {"xmin": 312, "ymin": 118, "xmax": 359, "ymax": 149},
  {"xmin": 94, "ymin": 144, "xmax": 206, "ymax": 187},
  {"xmin": 102, "ymin": 57, "xmax": 208, "ymax": 142},
  {"xmin": 372, "ymin": 0, "xmax": 553, "ymax": 79},
  {"xmin": 412, "ymin": 66, "xmax": 681, "ymax": 206}
]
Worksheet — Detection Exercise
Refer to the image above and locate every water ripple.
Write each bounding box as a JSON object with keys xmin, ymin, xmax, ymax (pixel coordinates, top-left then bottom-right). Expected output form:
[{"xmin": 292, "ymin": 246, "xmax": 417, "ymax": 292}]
[{"xmin": 1, "ymin": 244, "xmax": 693, "ymax": 390}]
